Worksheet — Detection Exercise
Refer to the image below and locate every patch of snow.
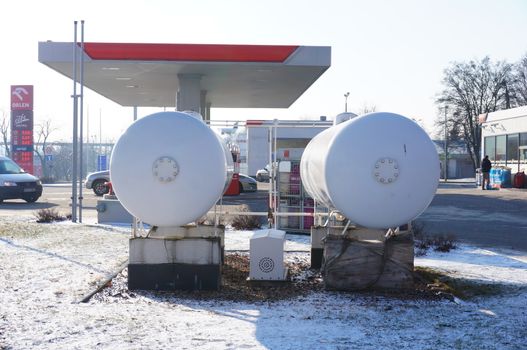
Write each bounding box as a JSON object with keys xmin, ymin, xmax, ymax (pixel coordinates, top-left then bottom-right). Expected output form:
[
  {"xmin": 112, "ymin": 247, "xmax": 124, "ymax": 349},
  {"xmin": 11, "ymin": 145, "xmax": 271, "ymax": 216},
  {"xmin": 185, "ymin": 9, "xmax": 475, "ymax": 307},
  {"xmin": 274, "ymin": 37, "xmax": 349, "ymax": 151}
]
[
  {"xmin": 416, "ymin": 246, "xmax": 527, "ymax": 285},
  {"xmin": 225, "ymin": 229, "xmax": 309, "ymax": 252},
  {"xmin": 1, "ymin": 219, "xmax": 526, "ymax": 349}
]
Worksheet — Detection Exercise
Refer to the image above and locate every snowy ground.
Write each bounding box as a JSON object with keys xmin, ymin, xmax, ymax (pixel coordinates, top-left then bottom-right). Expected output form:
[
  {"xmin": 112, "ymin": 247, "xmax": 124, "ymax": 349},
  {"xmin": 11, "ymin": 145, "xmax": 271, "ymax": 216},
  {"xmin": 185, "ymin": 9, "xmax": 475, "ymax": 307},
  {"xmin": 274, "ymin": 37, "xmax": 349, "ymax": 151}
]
[{"xmin": 0, "ymin": 217, "xmax": 526, "ymax": 349}]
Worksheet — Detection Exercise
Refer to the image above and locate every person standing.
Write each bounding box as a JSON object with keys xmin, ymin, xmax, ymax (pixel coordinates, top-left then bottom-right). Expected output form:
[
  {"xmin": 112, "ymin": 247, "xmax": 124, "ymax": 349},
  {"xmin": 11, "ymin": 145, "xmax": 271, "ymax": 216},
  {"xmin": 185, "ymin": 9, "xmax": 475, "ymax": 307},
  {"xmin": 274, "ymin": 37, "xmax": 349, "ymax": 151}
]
[{"xmin": 481, "ymin": 155, "xmax": 492, "ymax": 190}]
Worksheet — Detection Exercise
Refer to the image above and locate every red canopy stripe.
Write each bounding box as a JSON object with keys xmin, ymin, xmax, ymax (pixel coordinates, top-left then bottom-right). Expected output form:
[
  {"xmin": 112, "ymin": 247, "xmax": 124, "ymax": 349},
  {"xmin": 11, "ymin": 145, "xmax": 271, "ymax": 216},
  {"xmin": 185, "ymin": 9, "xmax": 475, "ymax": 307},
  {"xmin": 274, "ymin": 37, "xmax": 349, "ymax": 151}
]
[{"xmin": 83, "ymin": 43, "xmax": 299, "ymax": 62}]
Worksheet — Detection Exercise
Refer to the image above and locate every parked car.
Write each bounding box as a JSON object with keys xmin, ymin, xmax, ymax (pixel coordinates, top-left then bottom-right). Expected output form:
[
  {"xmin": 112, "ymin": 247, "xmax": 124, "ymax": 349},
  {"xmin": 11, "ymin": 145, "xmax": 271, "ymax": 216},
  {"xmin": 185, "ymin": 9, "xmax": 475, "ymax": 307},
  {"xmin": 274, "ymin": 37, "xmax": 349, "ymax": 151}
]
[
  {"xmin": 85, "ymin": 170, "xmax": 257, "ymax": 195},
  {"xmin": 255, "ymin": 162, "xmax": 278, "ymax": 182},
  {"xmin": 238, "ymin": 173, "xmax": 257, "ymax": 192},
  {"xmin": 255, "ymin": 166, "xmax": 269, "ymax": 182},
  {"xmin": 85, "ymin": 170, "xmax": 110, "ymax": 196},
  {"xmin": 0, "ymin": 156, "xmax": 42, "ymax": 203}
]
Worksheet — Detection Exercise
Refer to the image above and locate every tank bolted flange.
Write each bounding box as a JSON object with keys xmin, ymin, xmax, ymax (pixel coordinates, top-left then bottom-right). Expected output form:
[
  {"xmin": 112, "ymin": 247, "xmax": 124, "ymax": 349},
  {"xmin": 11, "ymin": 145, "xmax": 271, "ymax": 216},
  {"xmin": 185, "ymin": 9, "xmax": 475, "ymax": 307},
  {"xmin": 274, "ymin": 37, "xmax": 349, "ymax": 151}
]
[
  {"xmin": 373, "ymin": 157, "xmax": 399, "ymax": 184},
  {"xmin": 152, "ymin": 156, "xmax": 179, "ymax": 183}
]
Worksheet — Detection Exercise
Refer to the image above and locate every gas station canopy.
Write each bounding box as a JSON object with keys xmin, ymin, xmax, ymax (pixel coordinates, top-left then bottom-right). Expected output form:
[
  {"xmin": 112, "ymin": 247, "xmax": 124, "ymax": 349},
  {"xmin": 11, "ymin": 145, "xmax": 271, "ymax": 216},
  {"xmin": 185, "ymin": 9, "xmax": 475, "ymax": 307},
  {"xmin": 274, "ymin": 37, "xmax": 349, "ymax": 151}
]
[{"xmin": 38, "ymin": 42, "xmax": 331, "ymax": 109}]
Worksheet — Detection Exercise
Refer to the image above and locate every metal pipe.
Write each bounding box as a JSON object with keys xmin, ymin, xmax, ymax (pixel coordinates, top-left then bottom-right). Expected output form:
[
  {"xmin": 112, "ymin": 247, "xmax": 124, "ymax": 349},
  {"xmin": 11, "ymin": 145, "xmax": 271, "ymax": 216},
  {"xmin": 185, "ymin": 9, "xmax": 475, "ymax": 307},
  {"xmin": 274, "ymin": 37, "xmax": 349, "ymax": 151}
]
[
  {"xmin": 322, "ymin": 210, "xmax": 344, "ymax": 227},
  {"xmin": 78, "ymin": 20, "xmax": 85, "ymax": 222},
  {"xmin": 206, "ymin": 210, "xmax": 329, "ymax": 217},
  {"xmin": 71, "ymin": 21, "xmax": 78, "ymax": 222},
  {"xmin": 267, "ymin": 126, "xmax": 272, "ymax": 222},
  {"xmin": 132, "ymin": 106, "xmax": 138, "ymax": 235},
  {"xmin": 206, "ymin": 120, "xmax": 331, "ymax": 128},
  {"xmin": 341, "ymin": 219, "xmax": 351, "ymax": 235},
  {"xmin": 273, "ymin": 119, "xmax": 278, "ymax": 229},
  {"xmin": 86, "ymin": 105, "xmax": 90, "ymax": 174}
]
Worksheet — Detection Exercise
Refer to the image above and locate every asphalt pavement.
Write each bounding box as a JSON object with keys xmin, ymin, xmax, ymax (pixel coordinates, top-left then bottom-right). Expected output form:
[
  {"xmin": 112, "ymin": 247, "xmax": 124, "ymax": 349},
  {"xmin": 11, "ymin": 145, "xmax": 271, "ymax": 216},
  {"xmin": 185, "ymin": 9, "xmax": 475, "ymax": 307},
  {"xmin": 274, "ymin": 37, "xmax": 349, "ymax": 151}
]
[
  {"xmin": 0, "ymin": 183, "xmax": 99, "ymax": 222},
  {"xmin": 416, "ymin": 180, "xmax": 527, "ymax": 252},
  {"xmin": 0, "ymin": 179, "xmax": 525, "ymax": 251}
]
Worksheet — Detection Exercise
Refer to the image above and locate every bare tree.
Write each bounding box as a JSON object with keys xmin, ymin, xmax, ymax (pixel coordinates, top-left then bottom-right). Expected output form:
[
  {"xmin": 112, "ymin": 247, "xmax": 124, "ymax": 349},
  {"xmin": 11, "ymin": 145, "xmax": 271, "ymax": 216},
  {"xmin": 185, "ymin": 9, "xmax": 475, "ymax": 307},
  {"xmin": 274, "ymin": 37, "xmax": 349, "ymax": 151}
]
[
  {"xmin": 356, "ymin": 104, "xmax": 377, "ymax": 115},
  {"xmin": 512, "ymin": 53, "xmax": 527, "ymax": 106},
  {"xmin": 435, "ymin": 116, "xmax": 463, "ymax": 143},
  {"xmin": 34, "ymin": 119, "xmax": 57, "ymax": 180},
  {"xmin": 436, "ymin": 57, "xmax": 514, "ymax": 170},
  {"xmin": 50, "ymin": 144, "xmax": 73, "ymax": 181},
  {"xmin": 0, "ymin": 110, "xmax": 10, "ymax": 157}
]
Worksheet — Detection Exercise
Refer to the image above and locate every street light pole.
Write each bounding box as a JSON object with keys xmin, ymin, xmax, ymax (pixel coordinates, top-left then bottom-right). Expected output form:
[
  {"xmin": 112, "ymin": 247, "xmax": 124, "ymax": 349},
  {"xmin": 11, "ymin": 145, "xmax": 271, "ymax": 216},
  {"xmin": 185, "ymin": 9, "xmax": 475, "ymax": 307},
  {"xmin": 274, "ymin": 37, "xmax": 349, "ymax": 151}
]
[
  {"xmin": 78, "ymin": 20, "xmax": 85, "ymax": 223},
  {"xmin": 344, "ymin": 92, "xmax": 350, "ymax": 112},
  {"xmin": 71, "ymin": 21, "xmax": 78, "ymax": 222},
  {"xmin": 444, "ymin": 106, "xmax": 448, "ymax": 182}
]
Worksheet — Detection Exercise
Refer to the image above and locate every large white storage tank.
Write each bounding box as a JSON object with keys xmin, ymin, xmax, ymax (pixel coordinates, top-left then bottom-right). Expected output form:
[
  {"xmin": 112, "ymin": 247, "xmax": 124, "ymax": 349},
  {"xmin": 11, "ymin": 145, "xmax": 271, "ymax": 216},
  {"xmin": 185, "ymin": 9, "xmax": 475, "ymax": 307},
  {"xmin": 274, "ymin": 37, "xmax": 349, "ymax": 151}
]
[
  {"xmin": 300, "ymin": 112, "xmax": 439, "ymax": 229},
  {"xmin": 110, "ymin": 111, "xmax": 232, "ymax": 227}
]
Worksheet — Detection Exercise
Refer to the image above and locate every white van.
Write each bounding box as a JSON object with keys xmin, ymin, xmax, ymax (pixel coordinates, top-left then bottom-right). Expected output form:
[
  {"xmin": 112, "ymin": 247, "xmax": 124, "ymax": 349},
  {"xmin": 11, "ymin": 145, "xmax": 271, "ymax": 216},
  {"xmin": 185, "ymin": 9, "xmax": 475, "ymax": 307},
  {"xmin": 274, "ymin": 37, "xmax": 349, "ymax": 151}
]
[{"xmin": 0, "ymin": 156, "xmax": 42, "ymax": 203}]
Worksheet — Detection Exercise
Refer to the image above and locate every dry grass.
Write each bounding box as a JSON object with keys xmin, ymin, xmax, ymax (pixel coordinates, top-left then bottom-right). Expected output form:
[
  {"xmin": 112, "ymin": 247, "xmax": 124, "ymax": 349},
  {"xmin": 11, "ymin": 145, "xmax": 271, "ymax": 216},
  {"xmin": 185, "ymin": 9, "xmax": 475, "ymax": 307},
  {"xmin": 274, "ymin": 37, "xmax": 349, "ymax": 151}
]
[
  {"xmin": 231, "ymin": 215, "xmax": 262, "ymax": 230},
  {"xmin": 414, "ymin": 266, "xmax": 507, "ymax": 299},
  {"xmin": 412, "ymin": 222, "xmax": 457, "ymax": 256},
  {"xmin": 34, "ymin": 208, "xmax": 69, "ymax": 223},
  {"xmin": 230, "ymin": 204, "xmax": 262, "ymax": 230}
]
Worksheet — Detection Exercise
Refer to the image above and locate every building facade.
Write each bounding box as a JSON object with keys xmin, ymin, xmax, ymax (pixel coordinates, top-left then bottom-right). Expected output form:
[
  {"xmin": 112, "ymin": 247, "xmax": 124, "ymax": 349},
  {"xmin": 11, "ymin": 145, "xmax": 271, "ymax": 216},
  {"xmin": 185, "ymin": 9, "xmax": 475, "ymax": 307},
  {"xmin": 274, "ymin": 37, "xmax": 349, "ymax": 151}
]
[{"xmin": 480, "ymin": 106, "xmax": 527, "ymax": 174}]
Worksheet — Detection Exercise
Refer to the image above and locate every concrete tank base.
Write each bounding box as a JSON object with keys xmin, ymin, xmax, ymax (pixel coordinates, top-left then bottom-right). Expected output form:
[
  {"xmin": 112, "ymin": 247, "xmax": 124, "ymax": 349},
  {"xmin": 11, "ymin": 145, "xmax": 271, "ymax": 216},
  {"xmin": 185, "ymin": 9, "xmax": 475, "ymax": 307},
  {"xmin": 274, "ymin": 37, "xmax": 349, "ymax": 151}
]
[
  {"xmin": 128, "ymin": 262, "xmax": 221, "ymax": 291},
  {"xmin": 322, "ymin": 229, "xmax": 414, "ymax": 291},
  {"xmin": 310, "ymin": 226, "xmax": 386, "ymax": 269},
  {"xmin": 128, "ymin": 225, "xmax": 224, "ymax": 291}
]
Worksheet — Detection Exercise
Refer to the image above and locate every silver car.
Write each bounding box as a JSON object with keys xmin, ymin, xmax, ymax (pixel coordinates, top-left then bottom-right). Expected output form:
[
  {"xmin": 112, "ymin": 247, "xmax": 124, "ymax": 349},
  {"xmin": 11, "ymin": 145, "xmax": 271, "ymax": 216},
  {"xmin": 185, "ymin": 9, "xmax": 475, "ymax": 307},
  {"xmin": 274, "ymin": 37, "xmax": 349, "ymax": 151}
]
[
  {"xmin": 85, "ymin": 170, "xmax": 110, "ymax": 196},
  {"xmin": 239, "ymin": 173, "xmax": 257, "ymax": 192},
  {"xmin": 255, "ymin": 166, "xmax": 270, "ymax": 182}
]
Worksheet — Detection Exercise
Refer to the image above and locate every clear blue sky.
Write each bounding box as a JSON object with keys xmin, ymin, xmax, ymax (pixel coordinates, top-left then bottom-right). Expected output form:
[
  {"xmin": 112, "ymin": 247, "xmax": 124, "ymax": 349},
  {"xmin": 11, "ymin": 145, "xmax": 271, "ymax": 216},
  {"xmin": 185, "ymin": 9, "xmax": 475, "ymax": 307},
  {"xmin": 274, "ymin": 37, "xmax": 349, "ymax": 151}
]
[{"xmin": 1, "ymin": 0, "xmax": 526, "ymax": 141}]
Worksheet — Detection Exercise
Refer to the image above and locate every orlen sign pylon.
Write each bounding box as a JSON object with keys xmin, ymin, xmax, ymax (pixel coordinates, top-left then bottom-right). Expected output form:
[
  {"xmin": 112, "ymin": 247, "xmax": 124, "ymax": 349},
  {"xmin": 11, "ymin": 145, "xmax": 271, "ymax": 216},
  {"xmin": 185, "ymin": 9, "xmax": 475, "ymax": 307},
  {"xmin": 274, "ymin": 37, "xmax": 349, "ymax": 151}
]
[{"xmin": 10, "ymin": 85, "xmax": 34, "ymax": 174}]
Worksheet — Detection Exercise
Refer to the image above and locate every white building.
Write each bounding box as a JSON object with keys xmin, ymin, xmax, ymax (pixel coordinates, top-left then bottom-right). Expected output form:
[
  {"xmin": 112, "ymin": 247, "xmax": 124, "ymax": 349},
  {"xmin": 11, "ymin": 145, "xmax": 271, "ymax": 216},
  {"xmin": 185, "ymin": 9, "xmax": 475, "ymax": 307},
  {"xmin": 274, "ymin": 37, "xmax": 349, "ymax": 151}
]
[
  {"xmin": 245, "ymin": 119, "xmax": 332, "ymax": 176},
  {"xmin": 480, "ymin": 105, "xmax": 527, "ymax": 174},
  {"xmin": 434, "ymin": 140, "xmax": 475, "ymax": 179}
]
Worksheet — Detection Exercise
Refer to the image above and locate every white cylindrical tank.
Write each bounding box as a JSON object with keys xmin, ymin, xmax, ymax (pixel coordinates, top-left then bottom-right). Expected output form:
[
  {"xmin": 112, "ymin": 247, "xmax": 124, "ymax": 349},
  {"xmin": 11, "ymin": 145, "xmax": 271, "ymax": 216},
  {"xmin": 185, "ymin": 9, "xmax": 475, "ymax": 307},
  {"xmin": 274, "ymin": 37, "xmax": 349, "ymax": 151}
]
[
  {"xmin": 110, "ymin": 111, "xmax": 232, "ymax": 227},
  {"xmin": 300, "ymin": 112, "xmax": 439, "ymax": 229}
]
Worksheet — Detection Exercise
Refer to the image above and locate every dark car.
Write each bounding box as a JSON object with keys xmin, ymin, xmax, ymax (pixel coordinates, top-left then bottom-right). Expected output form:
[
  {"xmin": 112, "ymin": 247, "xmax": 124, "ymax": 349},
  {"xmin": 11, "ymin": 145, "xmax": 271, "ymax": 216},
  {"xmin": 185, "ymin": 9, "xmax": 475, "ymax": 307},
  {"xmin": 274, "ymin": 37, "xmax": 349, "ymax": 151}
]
[{"xmin": 0, "ymin": 156, "xmax": 43, "ymax": 203}]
